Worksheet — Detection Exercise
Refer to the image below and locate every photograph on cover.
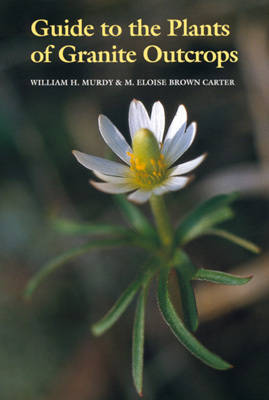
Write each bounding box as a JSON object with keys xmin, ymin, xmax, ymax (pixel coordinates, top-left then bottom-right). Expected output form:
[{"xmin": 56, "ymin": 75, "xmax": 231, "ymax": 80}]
[{"xmin": 1, "ymin": 0, "xmax": 269, "ymax": 399}]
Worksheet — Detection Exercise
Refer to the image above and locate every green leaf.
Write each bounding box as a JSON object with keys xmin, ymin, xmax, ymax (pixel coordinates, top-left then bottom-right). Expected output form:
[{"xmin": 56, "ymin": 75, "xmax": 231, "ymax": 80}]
[
  {"xmin": 158, "ymin": 268, "xmax": 232, "ymax": 370},
  {"xmin": 173, "ymin": 250, "xmax": 198, "ymax": 331},
  {"xmin": 193, "ymin": 268, "xmax": 252, "ymax": 285},
  {"xmin": 175, "ymin": 270, "xmax": 198, "ymax": 332},
  {"xmin": 91, "ymin": 274, "xmax": 144, "ymax": 336},
  {"xmin": 115, "ymin": 195, "xmax": 156, "ymax": 238},
  {"xmin": 132, "ymin": 287, "xmax": 148, "ymax": 397},
  {"xmin": 53, "ymin": 218, "xmax": 132, "ymax": 236},
  {"xmin": 201, "ymin": 228, "xmax": 260, "ymax": 254},
  {"xmin": 54, "ymin": 217, "xmax": 157, "ymax": 253},
  {"xmin": 173, "ymin": 250, "xmax": 197, "ymax": 280},
  {"xmin": 175, "ymin": 193, "xmax": 238, "ymax": 246},
  {"xmin": 24, "ymin": 237, "xmax": 130, "ymax": 300}
]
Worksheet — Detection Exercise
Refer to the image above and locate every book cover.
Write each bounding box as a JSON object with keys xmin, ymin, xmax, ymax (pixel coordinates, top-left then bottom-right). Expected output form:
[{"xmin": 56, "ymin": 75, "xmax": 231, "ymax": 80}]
[{"xmin": 2, "ymin": 1, "xmax": 269, "ymax": 399}]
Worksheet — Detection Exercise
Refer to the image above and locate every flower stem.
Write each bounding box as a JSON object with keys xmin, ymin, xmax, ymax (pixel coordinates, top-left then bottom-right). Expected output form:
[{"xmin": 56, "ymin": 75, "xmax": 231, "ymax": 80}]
[{"xmin": 149, "ymin": 195, "xmax": 173, "ymax": 252}]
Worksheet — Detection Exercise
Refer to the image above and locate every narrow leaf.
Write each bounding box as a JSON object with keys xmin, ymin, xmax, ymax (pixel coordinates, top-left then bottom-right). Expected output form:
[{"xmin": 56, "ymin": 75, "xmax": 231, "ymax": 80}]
[
  {"xmin": 173, "ymin": 250, "xmax": 197, "ymax": 280},
  {"xmin": 202, "ymin": 228, "xmax": 260, "ymax": 254},
  {"xmin": 132, "ymin": 287, "xmax": 148, "ymax": 396},
  {"xmin": 175, "ymin": 269, "xmax": 198, "ymax": 332},
  {"xmin": 91, "ymin": 274, "xmax": 144, "ymax": 336},
  {"xmin": 53, "ymin": 218, "xmax": 131, "ymax": 236},
  {"xmin": 115, "ymin": 194, "xmax": 156, "ymax": 238},
  {"xmin": 24, "ymin": 237, "xmax": 130, "ymax": 300},
  {"xmin": 193, "ymin": 268, "xmax": 252, "ymax": 285},
  {"xmin": 158, "ymin": 268, "xmax": 232, "ymax": 370},
  {"xmin": 175, "ymin": 193, "xmax": 238, "ymax": 246},
  {"xmin": 173, "ymin": 250, "xmax": 198, "ymax": 331}
]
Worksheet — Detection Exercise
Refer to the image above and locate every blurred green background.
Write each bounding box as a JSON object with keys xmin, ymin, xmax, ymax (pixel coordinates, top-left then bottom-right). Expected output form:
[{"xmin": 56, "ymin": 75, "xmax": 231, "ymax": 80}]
[{"xmin": 1, "ymin": 0, "xmax": 269, "ymax": 399}]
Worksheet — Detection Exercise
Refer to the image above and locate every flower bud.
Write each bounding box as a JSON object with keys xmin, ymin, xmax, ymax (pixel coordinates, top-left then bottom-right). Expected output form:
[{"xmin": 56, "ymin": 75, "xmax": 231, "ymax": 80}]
[
  {"xmin": 132, "ymin": 128, "xmax": 160, "ymax": 163},
  {"xmin": 128, "ymin": 129, "xmax": 167, "ymax": 189}
]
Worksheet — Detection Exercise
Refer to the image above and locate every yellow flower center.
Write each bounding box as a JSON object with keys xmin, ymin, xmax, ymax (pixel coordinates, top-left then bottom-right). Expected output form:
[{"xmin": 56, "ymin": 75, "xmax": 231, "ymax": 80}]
[{"xmin": 127, "ymin": 128, "xmax": 168, "ymax": 189}]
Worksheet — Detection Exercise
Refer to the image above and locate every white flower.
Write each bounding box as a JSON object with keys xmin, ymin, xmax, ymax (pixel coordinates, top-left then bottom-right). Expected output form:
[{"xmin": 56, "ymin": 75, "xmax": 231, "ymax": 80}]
[{"xmin": 73, "ymin": 99, "xmax": 206, "ymax": 204}]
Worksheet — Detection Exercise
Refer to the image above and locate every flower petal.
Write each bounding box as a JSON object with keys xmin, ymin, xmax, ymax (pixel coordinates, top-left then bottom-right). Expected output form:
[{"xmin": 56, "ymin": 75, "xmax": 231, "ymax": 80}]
[
  {"xmin": 169, "ymin": 154, "xmax": 207, "ymax": 176},
  {"xmin": 73, "ymin": 150, "xmax": 129, "ymax": 176},
  {"xmin": 90, "ymin": 180, "xmax": 135, "ymax": 194},
  {"xmin": 164, "ymin": 122, "xmax": 197, "ymax": 167},
  {"xmin": 128, "ymin": 99, "xmax": 151, "ymax": 139},
  {"xmin": 128, "ymin": 189, "xmax": 152, "ymax": 204},
  {"xmin": 150, "ymin": 101, "xmax": 165, "ymax": 143},
  {"xmin": 93, "ymin": 170, "xmax": 130, "ymax": 184},
  {"xmin": 98, "ymin": 115, "xmax": 132, "ymax": 164},
  {"xmin": 153, "ymin": 176, "xmax": 191, "ymax": 195},
  {"xmin": 163, "ymin": 104, "xmax": 187, "ymax": 153}
]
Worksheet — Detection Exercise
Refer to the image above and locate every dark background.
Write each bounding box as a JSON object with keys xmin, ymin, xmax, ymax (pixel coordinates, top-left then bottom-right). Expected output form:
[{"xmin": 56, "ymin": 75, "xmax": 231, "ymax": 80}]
[{"xmin": 1, "ymin": 1, "xmax": 269, "ymax": 399}]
